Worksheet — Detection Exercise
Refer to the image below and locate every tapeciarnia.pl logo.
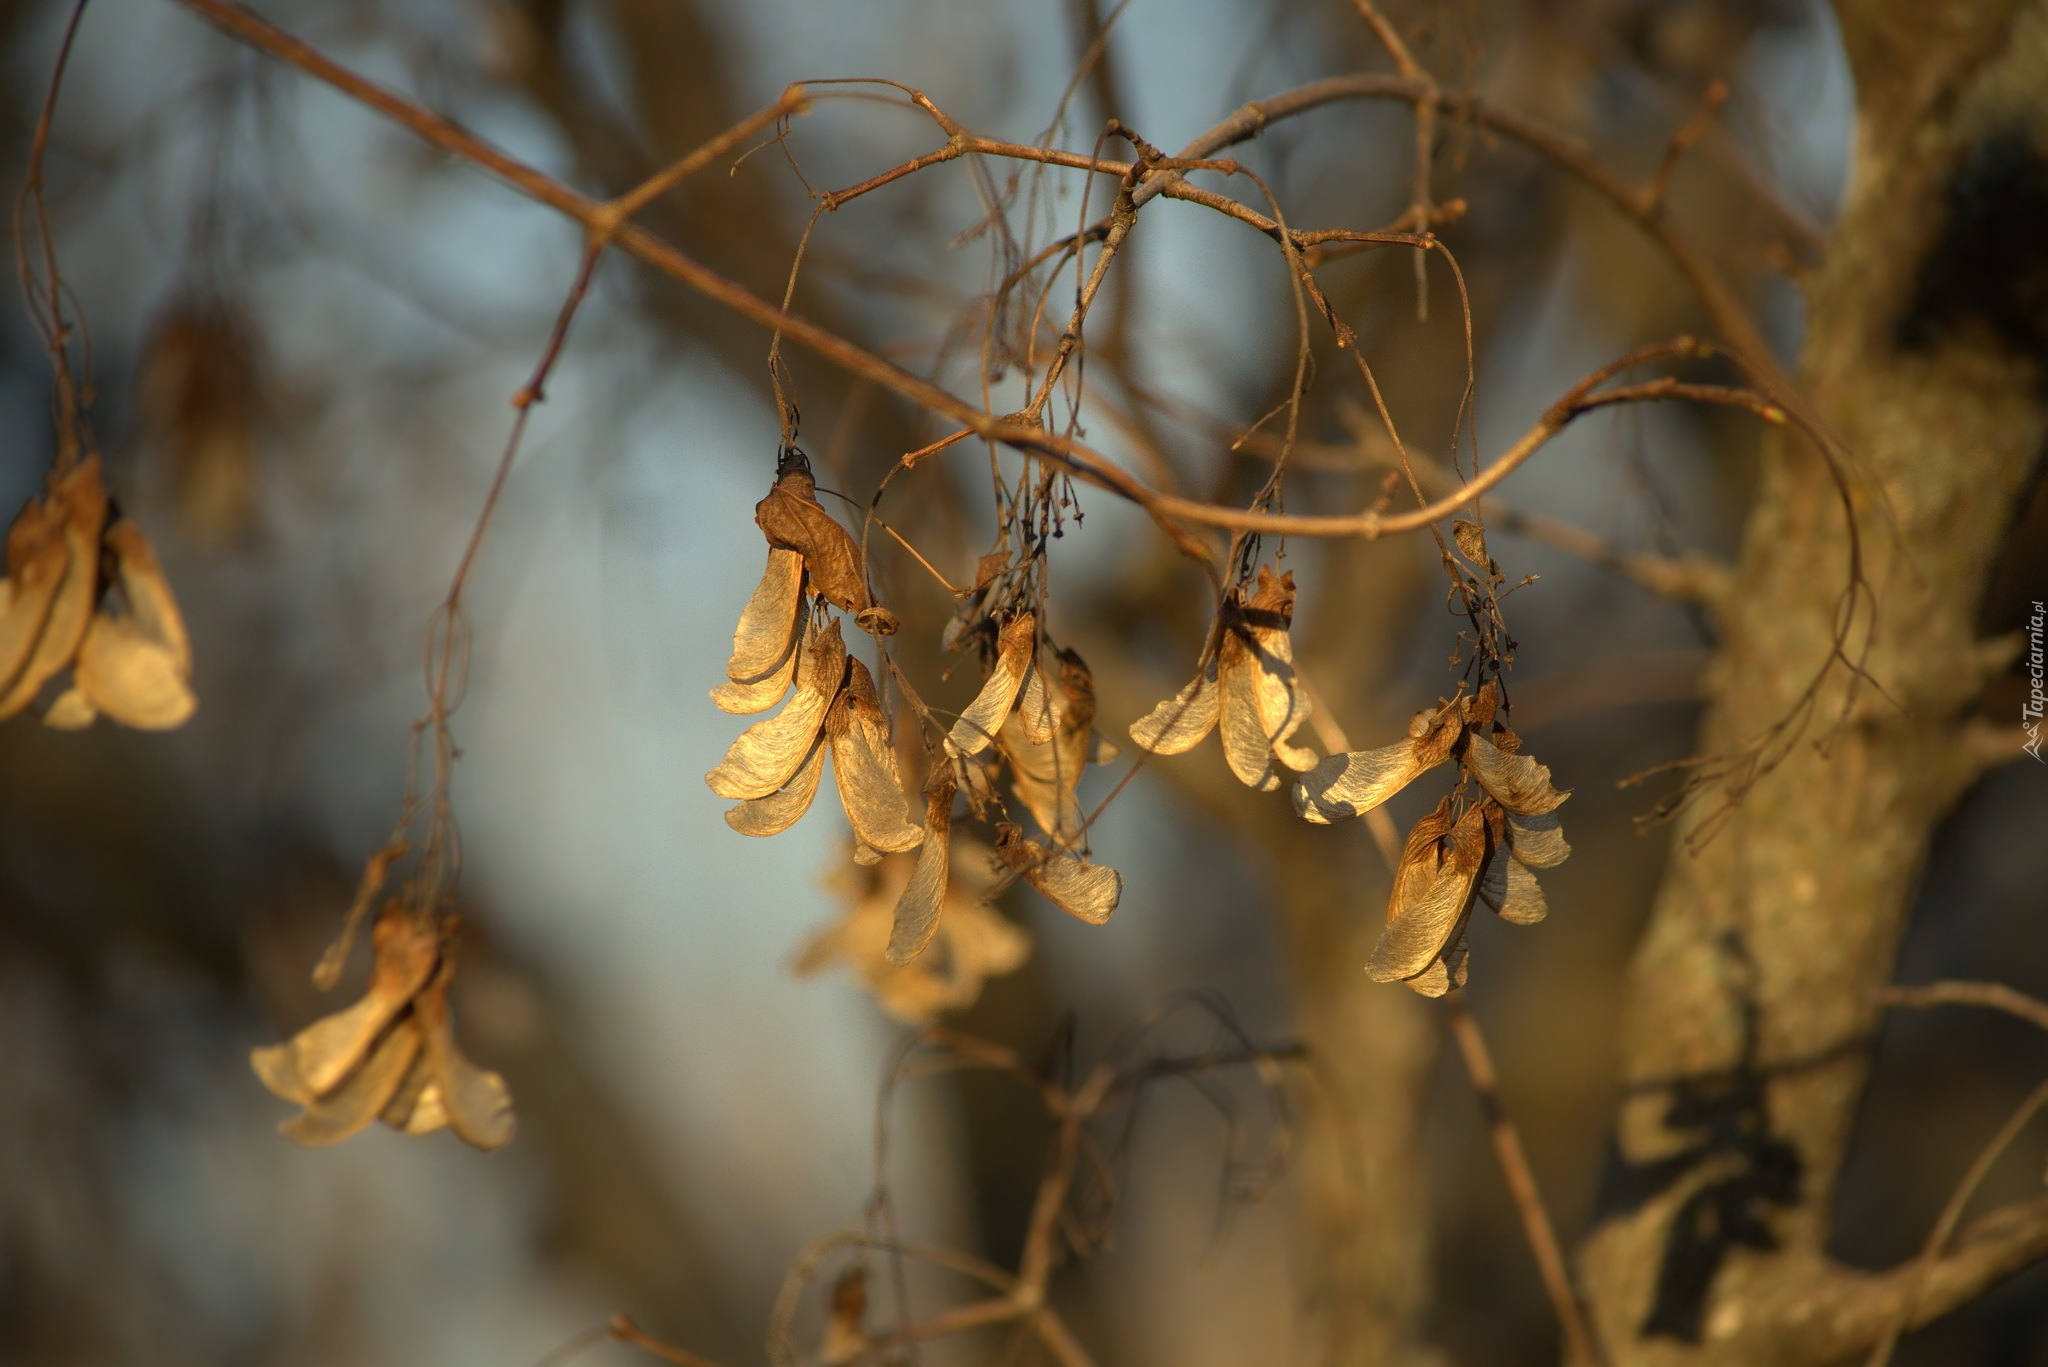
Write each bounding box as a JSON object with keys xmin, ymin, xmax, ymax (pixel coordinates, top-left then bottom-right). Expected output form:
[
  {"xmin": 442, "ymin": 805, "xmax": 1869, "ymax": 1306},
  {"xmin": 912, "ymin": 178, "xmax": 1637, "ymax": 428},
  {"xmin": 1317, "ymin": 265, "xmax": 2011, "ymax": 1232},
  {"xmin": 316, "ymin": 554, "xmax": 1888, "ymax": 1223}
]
[{"xmin": 2025, "ymin": 600, "xmax": 2045, "ymax": 762}]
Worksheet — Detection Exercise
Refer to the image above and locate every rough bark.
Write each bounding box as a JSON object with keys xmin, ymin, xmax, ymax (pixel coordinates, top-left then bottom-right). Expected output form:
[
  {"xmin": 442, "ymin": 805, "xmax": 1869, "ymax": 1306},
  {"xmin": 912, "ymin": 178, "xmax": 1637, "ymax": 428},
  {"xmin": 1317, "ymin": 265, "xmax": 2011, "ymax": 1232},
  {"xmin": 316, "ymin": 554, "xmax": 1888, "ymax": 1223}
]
[{"xmin": 1578, "ymin": 3, "xmax": 2048, "ymax": 1363}]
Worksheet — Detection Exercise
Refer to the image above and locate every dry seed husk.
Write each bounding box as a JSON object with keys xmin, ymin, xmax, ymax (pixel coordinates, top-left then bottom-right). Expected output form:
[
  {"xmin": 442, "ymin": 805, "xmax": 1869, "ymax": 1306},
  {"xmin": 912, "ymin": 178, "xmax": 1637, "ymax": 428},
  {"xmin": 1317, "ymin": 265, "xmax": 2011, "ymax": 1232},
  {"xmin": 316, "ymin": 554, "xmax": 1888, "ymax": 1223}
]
[
  {"xmin": 67, "ymin": 519, "xmax": 197, "ymax": 730},
  {"xmin": 1505, "ymin": 807, "xmax": 1570, "ymax": 869},
  {"xmin": 725, "ymin": 547, "xmax": 806, "ymax": 683},
  {"xmin": 0, "ymin": 458, "xmax": 106, "ymax": 716},
  {"xmin": 997, "ymin": 827, "xmax": 1119, "ymax": 925},
  {"xmin": 1129, "ymin": 658, "xmax": 1220, "ymax": 754},
  {"xmin": 887, "ymin": 784, "xmax": 955, "ymax": 965},
  {"xmin": 755, "ymin": 466, "xmax": 877, "ymax": 621},
  {"xmin": 723, "ymin": 734, "xmax": 827, "ymax": 836},
  {"xmin": 1406, "ymin": 933, "xmax": 1471, "ymax": 998},
  {"xmin": 999, "ymin": 648, "xmax": 1101, "ymax": 841},
  {"xmin": 1369, "ymin": 801, "xmax": 1487, "ymax": 982},
  {"xmin": 1463, "ymin": 731, "xmax": 1568, "ymax": 815},
  {"xmin": 1217, "ymin": 569, "xmax": 1316, "ymax": 790},
  {"xmin": 827, "ymin": 657, "xmax": 921, "ymax": 856},
  {"xmin": 1295, "ymin": 739, "xmax": 1434, "ymax": 825},
  {"xmin": 378, "ymin": 1050, "xmax": 450, "ymax": 1135},
  {"xmin": 413, "ymin": 963, "xmax": 515, "ymax": 1151},
  {"xmin": 710, "ymin": 644, "xmax": 800, "ymax": 714},
  {"xmin": 279, "ymin": 1018, "xmax": 422, "ymax": 1147},
  {"xmin": 945, "ymin": 612, "xmax": 1035, "ymax": 757},
  {"xmin": 705, "ymin": 619, "xmax": 845, "ymax": 800},
  {"xmin": 250, "ymin": 905, "xmax": 441, "ymax": 1101},
  {"xmin": 1018, "ymin": 656, "xmax": 1056, "ymax": 744},
  {"xmin": 1477, "ymin": 844, "xmax": 1549, "ymax": 925}
]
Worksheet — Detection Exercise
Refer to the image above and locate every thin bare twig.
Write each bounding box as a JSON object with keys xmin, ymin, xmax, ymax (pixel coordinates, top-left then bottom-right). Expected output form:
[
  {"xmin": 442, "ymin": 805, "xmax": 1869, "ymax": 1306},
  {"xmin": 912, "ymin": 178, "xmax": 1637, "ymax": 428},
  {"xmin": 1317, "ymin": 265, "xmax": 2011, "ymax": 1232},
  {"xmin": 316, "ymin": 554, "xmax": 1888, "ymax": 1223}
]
[
  {"xmin": 1879, "ymin": 981, "xmax": 2048, "ymax": 1035},
  {"xmin": 1864, "ymin": 1078, "xmax": 2048, "ymax": 1367},
  {"xmin": 1446, "ymin": 994, "xmax": 1609, "ymax": 1367}
]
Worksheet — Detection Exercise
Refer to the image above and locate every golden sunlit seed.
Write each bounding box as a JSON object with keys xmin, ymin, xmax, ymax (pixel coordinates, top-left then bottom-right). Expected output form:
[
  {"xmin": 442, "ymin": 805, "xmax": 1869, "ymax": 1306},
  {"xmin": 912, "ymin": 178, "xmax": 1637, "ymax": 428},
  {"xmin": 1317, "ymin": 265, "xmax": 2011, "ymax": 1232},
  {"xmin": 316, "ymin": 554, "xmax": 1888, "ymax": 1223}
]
[{"xmin": 946, "ymin": 611, "xmax": 1035, "ymax": 758}]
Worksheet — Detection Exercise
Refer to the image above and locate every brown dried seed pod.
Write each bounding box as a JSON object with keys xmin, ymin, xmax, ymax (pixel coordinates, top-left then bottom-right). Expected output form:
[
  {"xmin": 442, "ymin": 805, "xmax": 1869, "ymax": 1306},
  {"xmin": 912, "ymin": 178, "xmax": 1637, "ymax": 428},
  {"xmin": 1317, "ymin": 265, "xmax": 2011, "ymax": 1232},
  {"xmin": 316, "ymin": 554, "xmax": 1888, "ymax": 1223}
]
[
  {"xmin": 1217, "ymin": 568, "xmax": 1316, "ymax": 790},
  {"xmin": 1369, "ymin": 800, "xmax": 1487, "ymax": 983},
  {"xmin": 720, "ymin": 546, "xmax": 806, "ymax": 681},
  {"xmin": 1463, "ymin": 730, "xmax": 1569, "ymax": 815},
  {"xmin": 723, "ymin": 734, "xmax": 827, "ymax": 837},
  {"xmin": 996, "ymin": 826, "xmax": 1120, "ymax": 925},
  {"xmin": 945, "ymin": 611, "xmax": 1035, "ymax": 758},
  {"xmin": 999, "ymin": 646, "xmax": 1108, "ymax": 842},
  {"xmin": 827, "ymin": 657, "xmax": 921, "ymax": 856},
  {"xmin": 705, "ymin": 619, "xmax": 847, "ymax": 800},
  {"xmin": 412, "ymin": 962, "xmax": 515, "ymax": 1151},
  {"xmin": 1477, "ymin": 842, "xmax": 1550, "ymax": 925},
  {"xmin": 0, "ymin": 456, "xmax": 107, "ymax": 718},
  {"xmin": 754, "ymin": 459, "xmax": 880, "ymax": 623},
  {"xmin": 886, "ymin": 783, "xmax": 955, "ymax": 965},
  {"xmin": 250, "ymin": 904, "xmax": 441, "ymax": 1101},
  {"xmin": 1505, "ymin": 807, "xmax": 1571, "ymax": 869},
  {"xmin": 378, "ymin": 1049, "xmax": 450, "ymax": 1136},
  {"xmin": 1295, "ymin": 738, "xmax": 1436, "ymax": 825},
  {"xmin": 279, "ymin": 1017, "xmax": 423, "ymax": 1148},
  {"xmin": 59, "ymin": 519, "xmax": 197, "ymax": 731},
  {"xmin": 1129, "ymin": 657, "xmax": 1220, "ymax": 754}
]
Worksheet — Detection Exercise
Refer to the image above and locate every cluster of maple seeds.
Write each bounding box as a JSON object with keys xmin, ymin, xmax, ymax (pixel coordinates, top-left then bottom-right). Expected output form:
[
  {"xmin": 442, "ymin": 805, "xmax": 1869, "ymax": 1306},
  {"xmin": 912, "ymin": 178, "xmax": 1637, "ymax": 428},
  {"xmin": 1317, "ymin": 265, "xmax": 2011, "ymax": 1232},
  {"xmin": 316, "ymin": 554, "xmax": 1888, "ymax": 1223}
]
[
  {"xmin": 250, "ymin": 904, "xmax": 515, "ymax": 1149},
  {"xmin": 1, "ymin": 455, "xmax": 197, "ymax": 730},
  {"xmin": 710, "ymin": 454, "xmax": 1569, "ymax": 1011}
]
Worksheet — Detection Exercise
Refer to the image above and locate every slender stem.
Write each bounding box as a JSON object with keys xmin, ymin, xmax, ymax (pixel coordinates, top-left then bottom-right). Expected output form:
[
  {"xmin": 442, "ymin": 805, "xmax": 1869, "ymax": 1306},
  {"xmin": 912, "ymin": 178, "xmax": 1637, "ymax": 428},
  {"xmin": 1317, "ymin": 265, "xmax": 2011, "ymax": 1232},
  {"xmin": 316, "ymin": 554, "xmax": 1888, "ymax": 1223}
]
[{"xmin": 1446, "ymin": 994, "xmax": 1608, "ymax": 1367}]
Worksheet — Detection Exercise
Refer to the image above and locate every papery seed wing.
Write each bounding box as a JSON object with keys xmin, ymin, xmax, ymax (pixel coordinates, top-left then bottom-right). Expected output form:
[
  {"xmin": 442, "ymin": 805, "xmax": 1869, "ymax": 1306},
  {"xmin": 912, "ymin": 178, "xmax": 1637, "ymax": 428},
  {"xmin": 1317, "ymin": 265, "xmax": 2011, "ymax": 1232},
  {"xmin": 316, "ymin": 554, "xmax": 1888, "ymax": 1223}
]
[
  {"xmin": 1368, "ymin": 802, "xmax": 1483, "ymax": 982},
  {"xmin": 415, "ymin": 966, "xmax": 515, "ymax": 1151},
  {"xmin": 1129, "ymin": 659, "xmax": 1220, "ymax": 754},
  {"xmin": 254, "ymin": 905, "xmax": 440, "ymax": 1100},
  {"xmin": 755, "ymin": 466, "xmax": 875, "ymax": 618},
  {"xmin": 1406, "ymin": 934, "xmax": 1471, "ymax": 997},
  {"xmin": 997, "ymin": 828, "xmax": 1119, "ymax": 925},
  {"xmin": 828, "ymin": 657, "xmax": 921, "ymax": 855},
  {"xmin": 74, "ymin": 615, "xmax": 196, "ymax": 730},
  {"xmin": 0, "ymin": 499, "xmax": 87, "ymax": 717},
  {"xmin": 279, "ymin": 1019, "xmax": 422, "ymax": 1147},
  {"xmin": 726, "ymin": 547, "xmax": 806, "ymax": 683},
  {"xmin": 1018, "ymin": 656, "xmax": 1056, "ymax": 744},
  {"xmin": 1478, "ymin": 848, "xmax": 1548, "ymax": 925},
  {"xmin": 945, "ymin": 612, "xmax": 1034, "ymax": 757},
  {"xmin": 0, "ymin": 566, "xmax": 64, "ymax": 706},
  {"xmin": 1405, "ymin": 957, "xmax": 1452, "ymax": 998},
  {"xmin": 1238, "ymin": 568, "xmax": 1316, "ymax": 771},
  {"xmin": 887, "ymin": 784, "xmax": 955, "ymax": 965},
  {"xmin": 1506, "ymin": 808, "xmax": 1570, "ymax": 869},
  {"xmin": 9, "ymin": 461, "xmax": 110, "ymax": 708},
  {"xmin": 41, "ymin": 686, "xmax": 95, "ymax": 730},
  {"xmin": 706, "ymin": 620, "xmax": 845, "ymax": 800},
  {"xmin": 1294, "ymin": 740, "xmax": 1432, "ymax": 825},
  {"xmin": 1218, "ymin": 635, "xmax": 1280, "ymax": 791},
  {"xmin": 710, "ymin": 645, "xmax": 799, "ymax": 713},
  {"xmin": 1248, "ymin": 632, "xmax": 1317, "ymax": 772},
  {"xmin": 724, "ymin": 734, "xmax": 827, "ymax": 837},
  {"xmin": 378, "ymin": 1051, "xmax": 449, "ymax": 1135},
  {"xmin": 1464, "ymin": 731, "xmax": 1569, "ymax": 815}
]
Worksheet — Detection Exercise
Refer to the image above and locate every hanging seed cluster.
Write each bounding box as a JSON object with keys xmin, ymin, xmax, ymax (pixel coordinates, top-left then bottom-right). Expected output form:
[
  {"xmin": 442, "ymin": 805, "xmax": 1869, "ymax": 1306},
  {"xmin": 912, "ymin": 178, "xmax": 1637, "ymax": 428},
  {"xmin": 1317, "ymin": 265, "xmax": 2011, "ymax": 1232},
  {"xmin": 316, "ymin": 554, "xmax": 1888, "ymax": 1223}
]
[{"xmin": 712, "ymin": 451, "xmax": 1568, "ymax": 1018}]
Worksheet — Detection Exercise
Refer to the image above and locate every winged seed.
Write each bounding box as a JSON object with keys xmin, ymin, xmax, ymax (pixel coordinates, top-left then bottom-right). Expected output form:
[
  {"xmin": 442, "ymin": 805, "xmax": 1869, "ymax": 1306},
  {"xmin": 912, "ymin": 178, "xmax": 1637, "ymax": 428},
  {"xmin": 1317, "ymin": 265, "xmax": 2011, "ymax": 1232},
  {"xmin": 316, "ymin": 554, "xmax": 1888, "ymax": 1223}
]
[
  {"xmin": 705, "ymin": 620, "xmax": 845, "ymax": 800},
  {"xmin": 725, "ymin": 547, "xmax": 807, "ymax": 682},
  {"xmin": 886, "ymin": 786, "xmax": 954, "ymax": 965},
  {"xmin": 723, "ymin": 735, "xmax": 827, "ymax": 836},
  {"xmin": 1294, "ymin": 740, "xmax": 1432, "ymax": 824},
  {"xmin": 1129, "ymin": 659, "xmax": 1220, "ymax": 754},
  {"xmin": 1368, "ymin": 802, "xmax": 1486, "ymax": 982},
  {"xmin": 945, "ymin": 612, "xmax": 1034, "ymax": 757},
  {"xmin": 828, "ymin": 658, "xmax": 921, "ymax": 855}
]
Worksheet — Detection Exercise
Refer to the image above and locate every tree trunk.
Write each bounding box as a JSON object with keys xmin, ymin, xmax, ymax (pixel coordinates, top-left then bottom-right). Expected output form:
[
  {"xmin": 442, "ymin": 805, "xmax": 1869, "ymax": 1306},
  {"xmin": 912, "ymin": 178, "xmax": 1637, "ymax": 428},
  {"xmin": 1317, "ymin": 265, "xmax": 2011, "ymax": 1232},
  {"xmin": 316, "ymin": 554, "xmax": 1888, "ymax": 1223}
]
[{"xmin": 1578, "ymin": 3, "xmax": 2048, "ymax": 1363}]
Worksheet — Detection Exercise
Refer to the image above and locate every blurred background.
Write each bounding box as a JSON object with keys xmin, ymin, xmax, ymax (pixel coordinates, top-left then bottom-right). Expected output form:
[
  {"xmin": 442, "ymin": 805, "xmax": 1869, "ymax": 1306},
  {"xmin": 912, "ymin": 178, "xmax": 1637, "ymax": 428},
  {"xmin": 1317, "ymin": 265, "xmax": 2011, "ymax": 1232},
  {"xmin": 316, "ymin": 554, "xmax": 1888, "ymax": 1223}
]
[{"xmin": 1, "ymin": 0, "xmax": 2044, "ymax": 1363}]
